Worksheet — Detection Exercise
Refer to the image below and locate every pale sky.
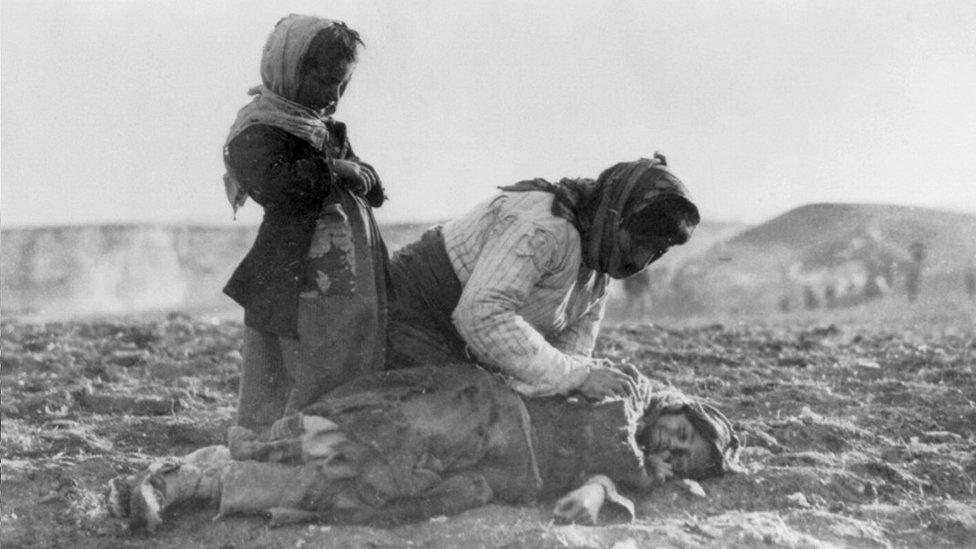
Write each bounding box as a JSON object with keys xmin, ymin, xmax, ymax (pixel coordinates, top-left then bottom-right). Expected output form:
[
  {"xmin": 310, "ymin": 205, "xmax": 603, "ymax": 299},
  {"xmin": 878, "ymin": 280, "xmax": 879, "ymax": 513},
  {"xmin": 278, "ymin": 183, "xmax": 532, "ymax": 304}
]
[{"xmin": 2, "ymin": 0, "xmax": 975, "ymax": 228}]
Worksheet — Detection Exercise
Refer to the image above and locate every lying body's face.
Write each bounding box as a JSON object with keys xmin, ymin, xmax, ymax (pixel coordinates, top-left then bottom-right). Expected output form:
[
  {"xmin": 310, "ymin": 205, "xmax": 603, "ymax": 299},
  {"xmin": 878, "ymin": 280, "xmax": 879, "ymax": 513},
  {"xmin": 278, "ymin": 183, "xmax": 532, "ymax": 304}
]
[{"xmin": 646, "ymin": 412, "xmax": 714, "ymax": 478}]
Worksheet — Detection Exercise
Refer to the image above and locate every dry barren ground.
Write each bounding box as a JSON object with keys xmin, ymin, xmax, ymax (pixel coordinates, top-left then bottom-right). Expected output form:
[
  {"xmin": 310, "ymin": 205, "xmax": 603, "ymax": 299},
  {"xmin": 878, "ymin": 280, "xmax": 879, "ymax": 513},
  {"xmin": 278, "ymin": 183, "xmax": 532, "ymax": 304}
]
[{"xmin": 2, "ymin": 301, "xmax": 974, "ymax": 548}]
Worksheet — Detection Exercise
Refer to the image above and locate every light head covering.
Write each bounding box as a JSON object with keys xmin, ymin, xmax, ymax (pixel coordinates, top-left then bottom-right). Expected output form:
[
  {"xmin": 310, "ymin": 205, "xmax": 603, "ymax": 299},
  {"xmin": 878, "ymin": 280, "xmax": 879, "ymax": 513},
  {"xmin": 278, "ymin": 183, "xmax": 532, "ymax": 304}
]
[
  {"xmin": 637, "ymin": 388, "xmax": 743, "ymax": 480},
  {"xmin": 260, "ymin": 14, "xmax": 346, "ymax": 101},
  {"xmin": 500, "ymin": 153, "xmax": 700, "ymax": 273},
  {"xmin": 221, "ymin": 14, "xmax": 358, "ymax": 213}
]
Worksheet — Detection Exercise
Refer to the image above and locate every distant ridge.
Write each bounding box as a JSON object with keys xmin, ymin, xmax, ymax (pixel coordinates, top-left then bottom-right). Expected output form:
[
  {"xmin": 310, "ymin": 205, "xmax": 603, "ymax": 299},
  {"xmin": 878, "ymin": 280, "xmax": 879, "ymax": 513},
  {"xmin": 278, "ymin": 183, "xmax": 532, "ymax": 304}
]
[
  {"xmin": 639, "ymin": 203, "xmax": 976, "ymax": 317},
  {"xmin": 730, "ymin": 202, "xmax": 976, "ymax": 250}
]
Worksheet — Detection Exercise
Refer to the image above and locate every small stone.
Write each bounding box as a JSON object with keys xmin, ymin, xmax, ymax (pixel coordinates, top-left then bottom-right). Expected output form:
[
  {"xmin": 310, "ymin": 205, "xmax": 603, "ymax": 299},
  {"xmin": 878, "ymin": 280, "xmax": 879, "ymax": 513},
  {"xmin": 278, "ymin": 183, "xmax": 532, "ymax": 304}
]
[
  {"xmin": 808, "ymin": 493, "xmax": 828, "ymax": 507},
  {"xmin": 680, "ymin": 479, "xmax": 707, "ymax": 498},
  {"xmin": 109, "ymin": 349, "xmax": 151, "ymax": 367},
  {"xmin": 798, "ymin": 406, "xmax": 823, "ymax": 423},
  {"xmin": 919, "ymin": 431, "xmax": 962, "ymax": 444},
  {"xmin": 78, "ymin": 393, "xmax": 179, "ymax": 415},
  {"xmin": 785, "ymin": 492, "xmax": 811, "ymax": 508}
]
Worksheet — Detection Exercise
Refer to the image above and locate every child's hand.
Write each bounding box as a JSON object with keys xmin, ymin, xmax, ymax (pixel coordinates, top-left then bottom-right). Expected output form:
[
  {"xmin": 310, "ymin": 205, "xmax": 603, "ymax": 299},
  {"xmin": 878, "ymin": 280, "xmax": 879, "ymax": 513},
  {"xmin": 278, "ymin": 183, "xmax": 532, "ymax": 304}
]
[
  {"xmin": 646, "ymin": 450, "xmax": 674, "ymax": 483},
  {"xmin": 331, "ymin": 159, "xmax": 375, "ymax": 196}
]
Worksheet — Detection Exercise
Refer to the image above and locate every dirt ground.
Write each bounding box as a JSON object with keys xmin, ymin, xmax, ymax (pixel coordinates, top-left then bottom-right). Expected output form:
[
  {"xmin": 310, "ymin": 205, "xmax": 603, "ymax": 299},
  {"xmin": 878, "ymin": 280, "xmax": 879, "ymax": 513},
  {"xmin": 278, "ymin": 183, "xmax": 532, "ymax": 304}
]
[{"xmin": 2, "ymin": 299, "xmax": 974, "ymax": 548}]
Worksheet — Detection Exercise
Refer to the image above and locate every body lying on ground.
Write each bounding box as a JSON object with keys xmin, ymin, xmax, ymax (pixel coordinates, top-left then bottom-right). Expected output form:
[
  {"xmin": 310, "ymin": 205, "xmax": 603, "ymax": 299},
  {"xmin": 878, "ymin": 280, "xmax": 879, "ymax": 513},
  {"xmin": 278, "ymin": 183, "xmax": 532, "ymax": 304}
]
[{"xmin": 106, "ymin": 364, "xmax": 741, "ymax": 531}]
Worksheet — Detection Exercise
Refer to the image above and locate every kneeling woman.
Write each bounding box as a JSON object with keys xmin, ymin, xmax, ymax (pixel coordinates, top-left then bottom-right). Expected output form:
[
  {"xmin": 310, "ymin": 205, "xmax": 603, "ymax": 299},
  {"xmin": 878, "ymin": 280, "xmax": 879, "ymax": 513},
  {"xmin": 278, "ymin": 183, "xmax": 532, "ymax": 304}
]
[{"xmin": 387, "ymin": 154, "xmax": 700, "ymax": 399}]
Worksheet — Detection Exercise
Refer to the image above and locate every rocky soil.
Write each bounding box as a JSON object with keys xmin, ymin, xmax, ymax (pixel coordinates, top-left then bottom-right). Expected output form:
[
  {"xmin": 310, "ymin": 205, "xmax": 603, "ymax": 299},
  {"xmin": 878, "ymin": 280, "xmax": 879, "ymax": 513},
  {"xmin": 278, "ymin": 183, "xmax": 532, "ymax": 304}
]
[{"xmin": 2, "ymin": 300, "xmax": 974, "ymax": 548}]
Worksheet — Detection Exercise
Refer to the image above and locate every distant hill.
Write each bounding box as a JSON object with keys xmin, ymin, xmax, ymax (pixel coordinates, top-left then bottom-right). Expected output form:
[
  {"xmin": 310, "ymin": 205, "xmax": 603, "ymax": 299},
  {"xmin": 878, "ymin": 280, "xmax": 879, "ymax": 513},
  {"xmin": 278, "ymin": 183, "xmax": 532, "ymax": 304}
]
[{"xmin": 640, "ymin": 203, "xmax": 976, "ymax": 317}]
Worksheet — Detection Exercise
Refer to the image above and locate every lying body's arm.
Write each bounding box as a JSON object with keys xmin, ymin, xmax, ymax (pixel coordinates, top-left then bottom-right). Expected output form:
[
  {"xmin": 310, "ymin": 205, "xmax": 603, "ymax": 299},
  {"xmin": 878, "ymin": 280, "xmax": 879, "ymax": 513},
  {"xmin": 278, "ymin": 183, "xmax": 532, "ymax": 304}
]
[{"xmin": 552, "ymin": 475, "xmax": 636, "ymax": 525}]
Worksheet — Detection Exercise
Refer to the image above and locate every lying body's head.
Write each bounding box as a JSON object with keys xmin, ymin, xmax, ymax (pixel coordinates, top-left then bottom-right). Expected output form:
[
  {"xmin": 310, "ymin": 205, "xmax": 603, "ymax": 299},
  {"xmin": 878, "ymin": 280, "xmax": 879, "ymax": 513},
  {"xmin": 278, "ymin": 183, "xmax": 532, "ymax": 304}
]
[{"xmin": 636, "ymin": 388, "xmax": 741, "ymax": 480}]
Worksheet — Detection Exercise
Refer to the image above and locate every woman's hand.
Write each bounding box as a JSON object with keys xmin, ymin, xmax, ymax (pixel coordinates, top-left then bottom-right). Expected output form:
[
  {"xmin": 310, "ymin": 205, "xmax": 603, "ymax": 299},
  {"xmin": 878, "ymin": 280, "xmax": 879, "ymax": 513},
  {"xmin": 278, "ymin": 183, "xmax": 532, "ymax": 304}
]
[
  {"xmin": 578, "ymin": 363, "xmax": 640, "ymax": 400},
  {"xmin": 330, "ymin": 159, "xmax": 375, "ymax": 196}
]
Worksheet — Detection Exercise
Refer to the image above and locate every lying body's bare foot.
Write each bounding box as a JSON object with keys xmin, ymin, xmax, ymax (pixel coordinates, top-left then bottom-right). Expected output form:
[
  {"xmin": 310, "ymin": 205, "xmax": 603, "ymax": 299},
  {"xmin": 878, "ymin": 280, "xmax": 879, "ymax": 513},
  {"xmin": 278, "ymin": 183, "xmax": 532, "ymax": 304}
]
[
  {"xmin": 105, "ymin": 446, "xmax": 229, "ymax": 532},
  {"xmin": 105, "ymin": 462, "xmax": 178, "ymax": 532}
]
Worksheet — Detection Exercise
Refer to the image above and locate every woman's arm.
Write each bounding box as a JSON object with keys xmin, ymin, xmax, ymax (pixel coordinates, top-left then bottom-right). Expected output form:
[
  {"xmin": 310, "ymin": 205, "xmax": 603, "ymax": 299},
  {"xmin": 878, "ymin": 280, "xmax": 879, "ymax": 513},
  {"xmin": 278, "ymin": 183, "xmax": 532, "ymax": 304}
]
[
  {"xmin": 548, "ymin": 297, "xmax": 607, "ymax": 357},
  {"xmin": 451, "ymin": 217, "xmax": 595, "ymax": 397}
]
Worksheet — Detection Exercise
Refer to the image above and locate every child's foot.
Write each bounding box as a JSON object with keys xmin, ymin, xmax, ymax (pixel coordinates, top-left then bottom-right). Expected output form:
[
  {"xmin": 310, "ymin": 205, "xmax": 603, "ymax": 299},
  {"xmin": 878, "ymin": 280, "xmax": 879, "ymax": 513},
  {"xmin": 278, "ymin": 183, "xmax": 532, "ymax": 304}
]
[{"xmin": 104, "ymin": 463, "xmax": 178, "ymax": 532}]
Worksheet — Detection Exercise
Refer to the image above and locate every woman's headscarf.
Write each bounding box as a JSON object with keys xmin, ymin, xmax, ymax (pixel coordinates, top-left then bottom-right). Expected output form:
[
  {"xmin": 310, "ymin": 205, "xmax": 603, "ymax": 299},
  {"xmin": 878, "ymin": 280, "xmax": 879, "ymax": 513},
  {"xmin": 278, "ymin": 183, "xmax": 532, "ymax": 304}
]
[
  {"xmin": 500, "ymin": 154, "xmax": 700, "ymax": 273},
  {"xmin": 222, "ymin": 14, "xmax": 350, "ymax": 213}
]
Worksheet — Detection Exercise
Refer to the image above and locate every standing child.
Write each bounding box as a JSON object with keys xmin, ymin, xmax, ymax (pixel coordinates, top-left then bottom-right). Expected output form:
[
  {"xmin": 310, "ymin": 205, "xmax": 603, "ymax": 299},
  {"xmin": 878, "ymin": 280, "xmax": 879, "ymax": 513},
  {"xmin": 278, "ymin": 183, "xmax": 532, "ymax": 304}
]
[{"xmin": 222, "ymin": 14, "xmax": 388, "ymax": 431}]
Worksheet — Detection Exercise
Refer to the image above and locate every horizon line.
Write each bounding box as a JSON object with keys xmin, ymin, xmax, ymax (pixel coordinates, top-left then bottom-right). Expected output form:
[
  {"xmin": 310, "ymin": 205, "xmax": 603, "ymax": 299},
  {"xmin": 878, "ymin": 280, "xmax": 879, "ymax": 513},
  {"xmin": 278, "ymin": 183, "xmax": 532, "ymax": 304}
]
[{"xmin": 2, "ymin": 200, "xmax": 974, "ymax": 230}]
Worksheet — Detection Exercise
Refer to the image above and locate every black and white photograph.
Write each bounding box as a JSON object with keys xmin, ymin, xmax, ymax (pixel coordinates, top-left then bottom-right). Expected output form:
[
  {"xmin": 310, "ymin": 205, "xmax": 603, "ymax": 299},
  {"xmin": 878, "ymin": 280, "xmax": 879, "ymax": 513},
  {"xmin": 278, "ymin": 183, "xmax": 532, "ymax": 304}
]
[{"xmin": 2, "ymin": 1, "xmax": 974, "ymax": 547}]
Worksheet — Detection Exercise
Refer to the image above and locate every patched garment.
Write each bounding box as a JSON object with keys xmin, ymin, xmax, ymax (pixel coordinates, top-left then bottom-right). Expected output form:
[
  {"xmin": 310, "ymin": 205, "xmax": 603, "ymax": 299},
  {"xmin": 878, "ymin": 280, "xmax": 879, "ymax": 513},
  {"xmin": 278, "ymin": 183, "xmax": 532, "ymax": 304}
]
[
  {"xmin": 441, "ymin": 192, "xmax": 609, "ymax": 397},
  {"xmin": 303, "ymin": 202, "xmax": 357, "ymax": 296}
]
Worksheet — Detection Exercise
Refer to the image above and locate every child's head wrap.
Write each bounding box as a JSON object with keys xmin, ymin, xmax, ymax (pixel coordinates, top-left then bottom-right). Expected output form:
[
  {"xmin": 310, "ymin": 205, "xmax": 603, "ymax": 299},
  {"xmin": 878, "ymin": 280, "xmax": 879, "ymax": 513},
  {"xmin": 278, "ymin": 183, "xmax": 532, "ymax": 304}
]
[{"xmin": 638, "ymin": 388, "xmax": 742, "ymax": 479}]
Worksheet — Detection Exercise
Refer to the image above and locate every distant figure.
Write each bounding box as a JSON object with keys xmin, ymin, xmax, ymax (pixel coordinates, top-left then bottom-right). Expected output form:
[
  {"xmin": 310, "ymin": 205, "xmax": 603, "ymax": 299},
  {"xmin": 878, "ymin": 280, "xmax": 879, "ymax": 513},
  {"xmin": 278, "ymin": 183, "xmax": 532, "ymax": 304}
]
[
  {"xmin": 222, "ymin": 15, "xmax": 389, "ymax": 431},
  {"xmin": 965, "ymin": 267, "xmax": 976, "ymax": 301},
  {"xmin": 778, "ymin": 295, "xmax": 791, "ymax": 313},
  {"xmin": 863, "ymin": 274, "xmax": 883, "ymax": 300},
  {"xmin": 823, "ymin": 284, "xmax": 837, "ymax": 309},
  {"xmin": 622, "ymin": 270, "xmax": 654, "ymax": 321},
  {"xmin": 905, "ymin": 241, "xmax": 926, "ymax": 303},
  {"xmin": 803, "ymin": 285, "xmax": 820, "ymax": 310}
]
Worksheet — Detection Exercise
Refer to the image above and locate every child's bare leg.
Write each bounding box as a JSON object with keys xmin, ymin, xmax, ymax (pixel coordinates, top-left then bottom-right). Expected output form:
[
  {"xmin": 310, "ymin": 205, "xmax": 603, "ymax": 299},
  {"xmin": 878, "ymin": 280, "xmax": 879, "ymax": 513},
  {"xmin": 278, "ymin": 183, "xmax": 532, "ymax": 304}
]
[
  {"xmin": 107, "ymin": 417, "xmax": 364, "ymax": 532},
  {"xmin": 106, "ymin": 445, "xmax": 231, "ymax": 532}
]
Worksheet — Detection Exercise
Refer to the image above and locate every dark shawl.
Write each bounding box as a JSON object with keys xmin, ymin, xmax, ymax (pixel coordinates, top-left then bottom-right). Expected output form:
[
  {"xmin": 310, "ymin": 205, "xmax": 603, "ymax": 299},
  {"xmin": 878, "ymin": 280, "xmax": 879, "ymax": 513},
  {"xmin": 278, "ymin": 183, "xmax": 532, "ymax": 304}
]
[{"xmin": 500, "ymin": 154, "xmax": 700, "ymax": 274}]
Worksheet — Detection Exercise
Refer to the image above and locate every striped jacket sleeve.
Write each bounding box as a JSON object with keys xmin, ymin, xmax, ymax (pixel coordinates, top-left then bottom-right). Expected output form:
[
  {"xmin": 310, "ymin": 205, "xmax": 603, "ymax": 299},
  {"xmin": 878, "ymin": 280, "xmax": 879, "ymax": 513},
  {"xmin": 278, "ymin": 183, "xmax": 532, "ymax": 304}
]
[
  {"xmin": 451, "ymin": 216, "xmax": 594, "ymax": 397},
  {"xmin": 548, "ymin": 297, "xmax": 606, "ymax": 357}
]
